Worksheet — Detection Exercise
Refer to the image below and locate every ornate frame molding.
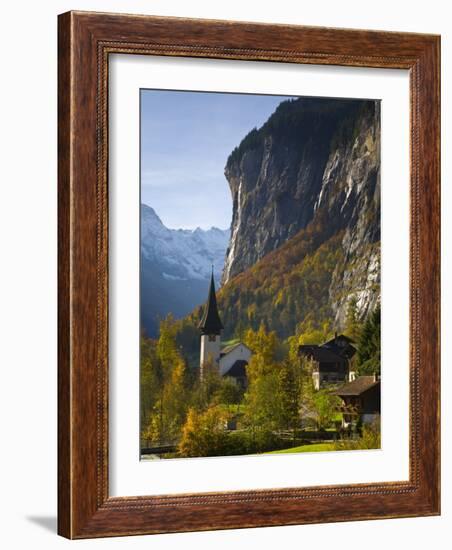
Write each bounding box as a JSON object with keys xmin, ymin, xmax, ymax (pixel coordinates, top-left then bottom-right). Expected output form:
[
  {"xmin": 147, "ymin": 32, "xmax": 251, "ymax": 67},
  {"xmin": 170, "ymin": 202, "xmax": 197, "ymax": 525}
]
[{"xmin": 58, "ymin": 11, "xmax": 440, "ymax": 538}]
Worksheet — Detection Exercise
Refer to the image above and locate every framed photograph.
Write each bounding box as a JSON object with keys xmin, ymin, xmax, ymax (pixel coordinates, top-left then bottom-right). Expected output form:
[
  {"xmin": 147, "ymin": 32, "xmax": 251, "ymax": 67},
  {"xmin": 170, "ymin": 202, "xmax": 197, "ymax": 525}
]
[{"xmin": 58, "ymin": 11, "xmax": 440, "ymax": 538}]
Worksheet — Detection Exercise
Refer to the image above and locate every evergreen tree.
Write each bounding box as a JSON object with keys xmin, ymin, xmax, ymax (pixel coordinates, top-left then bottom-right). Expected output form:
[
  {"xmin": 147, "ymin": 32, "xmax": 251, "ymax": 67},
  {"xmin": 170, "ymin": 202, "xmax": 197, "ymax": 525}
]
[
  {"xmin": 345, "ymin": 296, "xmax": 362, "ymax": 342},
  {"xmin": 278, "ymin": 360, "xmax": 301, "ymax": 439},
  {"xmin": 357, "ymin": 305, "xmax": 381, "ymax": 375}
]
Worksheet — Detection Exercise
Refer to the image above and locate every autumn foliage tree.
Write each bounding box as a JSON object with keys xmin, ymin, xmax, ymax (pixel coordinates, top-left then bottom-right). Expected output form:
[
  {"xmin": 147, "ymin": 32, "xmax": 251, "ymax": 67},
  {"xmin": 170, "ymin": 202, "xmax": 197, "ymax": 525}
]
[
  {"xmin": 141, "ymin": 315, "xmax": 189, "ymax": 445},
  {"xmin": 179, "ymin": 406, "xmax": 230, "ymax": 458},
  {"xmin": 141, "ymin": 304, "xmax": 379, "ymax": 457},
  {"xmin": 277, "ymin": 360, "xmax": 302, "ymax": 439}
]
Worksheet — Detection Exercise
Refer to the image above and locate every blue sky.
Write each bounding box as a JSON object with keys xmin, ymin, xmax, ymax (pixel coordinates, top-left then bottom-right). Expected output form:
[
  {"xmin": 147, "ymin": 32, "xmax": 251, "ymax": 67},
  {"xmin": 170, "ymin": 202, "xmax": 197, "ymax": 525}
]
[{"xmin": 140, "ymin": 90, "xmax": 292, "ymax": 230}]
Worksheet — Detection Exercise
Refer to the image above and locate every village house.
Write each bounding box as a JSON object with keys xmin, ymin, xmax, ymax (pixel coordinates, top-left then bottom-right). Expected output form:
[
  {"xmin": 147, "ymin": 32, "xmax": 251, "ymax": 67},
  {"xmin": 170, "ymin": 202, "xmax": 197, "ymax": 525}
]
[
  {"xmin": 334, "ymin": 374, "xmax": 381, "ymax": 428},
  {"xmin": 197, "ymin": 276, "xmax": 380, "ymax": 430},
  {"xmin": 298, "ymin": 334, "xmax": 356, "ymax": 390},
  {"xmin": 198, "ymin": 273, "xmax": 251, "ymax": 387},
  {"xmin": 218, "ymin": 342, "xmax": 251, "ymax": 388}
]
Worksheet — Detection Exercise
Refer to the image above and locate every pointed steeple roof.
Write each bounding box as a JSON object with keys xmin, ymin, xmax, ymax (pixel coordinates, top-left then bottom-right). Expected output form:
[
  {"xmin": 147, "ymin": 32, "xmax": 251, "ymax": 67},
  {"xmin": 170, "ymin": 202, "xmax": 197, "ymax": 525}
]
[{"xmin": 198, "ymin": 272, "xmax": 223, "ymax": 335}]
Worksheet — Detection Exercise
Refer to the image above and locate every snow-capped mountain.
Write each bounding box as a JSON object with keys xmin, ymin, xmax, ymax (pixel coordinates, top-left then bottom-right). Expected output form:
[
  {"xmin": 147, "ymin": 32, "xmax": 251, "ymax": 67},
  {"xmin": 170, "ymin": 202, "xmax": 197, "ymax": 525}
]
[
  {"xmin": 141, "ymin": 204, "xmax": 229, "ymax": 281},
  {"xmin": 141, "ymin": 204, "xmax": 230, "ymax": 337}
]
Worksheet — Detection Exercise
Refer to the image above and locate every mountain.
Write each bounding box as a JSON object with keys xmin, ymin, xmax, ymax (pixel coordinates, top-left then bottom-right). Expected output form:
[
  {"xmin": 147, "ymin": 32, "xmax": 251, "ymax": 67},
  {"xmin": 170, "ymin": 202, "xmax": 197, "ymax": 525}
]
[
  {"xmin": 217, "ymin": 97, "xmax": 380, "ymax": 335},
  {"xmin": 141, "ymin": 204, "xmax": 229, "ymax": 337}
]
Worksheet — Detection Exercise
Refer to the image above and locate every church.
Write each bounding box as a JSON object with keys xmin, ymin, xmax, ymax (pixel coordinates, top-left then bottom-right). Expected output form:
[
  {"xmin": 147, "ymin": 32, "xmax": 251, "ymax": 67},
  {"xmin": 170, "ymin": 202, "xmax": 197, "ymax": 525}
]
[{"xmin": 198, "ymin": 273, "xmax": 251, "ymax": 387}]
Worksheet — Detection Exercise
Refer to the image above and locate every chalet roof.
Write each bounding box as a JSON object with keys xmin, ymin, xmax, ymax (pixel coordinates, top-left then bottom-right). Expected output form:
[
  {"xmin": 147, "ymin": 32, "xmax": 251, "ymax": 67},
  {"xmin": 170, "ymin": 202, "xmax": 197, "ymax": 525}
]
[
  {"xmin": 198, "ymin": 273, "xmax": 223, "ymax": 335},
  {"xmin": 299, "ymin": 333, "xmax": 356, "ymax": 363},
  {"xmin": 323, "ymin": 334, "xmax": 355, "ymax": 346},
  {"xmin": 224, "ymin": 359, "xmax": 248, "ymax": 378},
  {"xmin": 323, "ymin": 335, "xmax": 356, "ymax": 359},
  {"xmin": 334, "ymin": 376, "xmax": 380, "ymax": 396},
  {"xmin": 324, "ymin": 342, "xmax": 356, "ymax": 359},
  {"xmin": 221, "ymin": 342, "xmax": 251, "ymax": 356},
  {"xmin": 299, "ymin": 345, "xmax": 345, "ymax": 363}
]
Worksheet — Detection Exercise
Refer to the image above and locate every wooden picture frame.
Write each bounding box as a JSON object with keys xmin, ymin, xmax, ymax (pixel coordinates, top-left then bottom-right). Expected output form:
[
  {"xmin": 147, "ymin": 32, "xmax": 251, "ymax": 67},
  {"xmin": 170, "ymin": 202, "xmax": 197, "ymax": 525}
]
[{"xmin": 58, "ymin": 11, "xmax": 440, "ymax": 539}]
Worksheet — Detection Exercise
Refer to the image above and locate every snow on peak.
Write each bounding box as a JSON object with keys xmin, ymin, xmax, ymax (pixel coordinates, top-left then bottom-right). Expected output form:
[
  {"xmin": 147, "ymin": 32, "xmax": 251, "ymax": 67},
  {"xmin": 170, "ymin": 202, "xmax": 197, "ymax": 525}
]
[{"xmin": 141, "ymin": 204, "xmax": 230, "ymax": 282}]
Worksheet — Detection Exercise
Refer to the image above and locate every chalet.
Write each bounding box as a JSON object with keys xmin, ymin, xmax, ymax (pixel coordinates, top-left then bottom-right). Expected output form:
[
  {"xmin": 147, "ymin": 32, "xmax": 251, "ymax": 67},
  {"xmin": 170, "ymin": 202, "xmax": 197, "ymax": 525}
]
[
  {"xmin": 334, "ymin": 375, "xmax": 381, "ymax": 428},
  {"xmin": 198, "ymin": 273, "xmax": 251, "ymax": 387},
  {"xmin": 298, "ymin": 334, "xmax": 356, "ymax": 390}
]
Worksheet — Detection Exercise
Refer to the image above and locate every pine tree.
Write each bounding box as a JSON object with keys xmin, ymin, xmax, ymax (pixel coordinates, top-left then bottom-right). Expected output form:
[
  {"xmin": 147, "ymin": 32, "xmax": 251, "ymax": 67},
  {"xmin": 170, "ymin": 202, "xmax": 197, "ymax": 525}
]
[
  {"xmin": 357, "ymin": 305, "xmax": 381, "ymax": 375},
  {"xmin": 278, "ymin": 361, "xmax": 300, "ymax": 439},
  {"xmin": 345, "ymin": 296, "xmax": 362, "ymax": 342}
]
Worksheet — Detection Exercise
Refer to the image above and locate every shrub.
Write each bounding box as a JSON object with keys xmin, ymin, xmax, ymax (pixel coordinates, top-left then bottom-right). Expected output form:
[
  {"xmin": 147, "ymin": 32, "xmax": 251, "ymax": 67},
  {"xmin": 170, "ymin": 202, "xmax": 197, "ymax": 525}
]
[{"xmin": 334, "ymin": 416, "xmax": 381, "ymax": 451}]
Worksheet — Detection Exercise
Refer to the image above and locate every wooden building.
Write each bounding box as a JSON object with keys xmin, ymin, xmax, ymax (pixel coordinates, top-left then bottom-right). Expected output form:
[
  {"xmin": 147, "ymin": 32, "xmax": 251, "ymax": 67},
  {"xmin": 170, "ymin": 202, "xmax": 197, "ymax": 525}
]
[
  {"xmin": 334, "ymin": 375, "xmax": 381, "ymax": 428},
  {"xmin": 298, "ymin": 334, "xmax": 356, "ymax": 389}
]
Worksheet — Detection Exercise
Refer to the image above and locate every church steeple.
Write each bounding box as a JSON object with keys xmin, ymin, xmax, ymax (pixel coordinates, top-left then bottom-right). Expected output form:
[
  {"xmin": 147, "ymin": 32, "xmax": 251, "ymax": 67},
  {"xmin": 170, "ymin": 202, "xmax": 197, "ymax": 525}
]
[{"xmin": 198, "ymin": 271, "xmax": 223, "ymax": 335}]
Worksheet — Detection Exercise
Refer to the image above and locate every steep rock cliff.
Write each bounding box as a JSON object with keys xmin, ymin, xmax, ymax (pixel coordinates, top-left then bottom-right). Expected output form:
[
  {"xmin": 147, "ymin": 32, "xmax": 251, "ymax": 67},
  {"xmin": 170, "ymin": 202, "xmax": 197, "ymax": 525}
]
[{"xmin": 221, "ymin": 97, "xmax": 380, "ymax": 328}]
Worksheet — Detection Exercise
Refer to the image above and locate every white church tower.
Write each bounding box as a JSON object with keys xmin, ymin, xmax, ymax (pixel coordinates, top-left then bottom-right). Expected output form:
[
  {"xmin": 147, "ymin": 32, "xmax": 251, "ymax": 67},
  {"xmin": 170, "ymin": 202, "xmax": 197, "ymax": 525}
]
[{"xmin": 198, "ymin": 272, "xmax": 223, "ymax": 379}]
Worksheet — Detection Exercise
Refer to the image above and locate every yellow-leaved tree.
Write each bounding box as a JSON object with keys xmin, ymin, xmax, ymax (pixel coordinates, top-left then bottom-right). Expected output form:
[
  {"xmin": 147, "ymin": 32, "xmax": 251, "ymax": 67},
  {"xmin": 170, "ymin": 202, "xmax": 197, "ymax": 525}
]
[
  {"xmin": 179, "ymin": 406, "xmax": 230, "ymax": 457},
  {"xmin": 143, "ymin": 315, "xmax": 189, "ymax": 446}
]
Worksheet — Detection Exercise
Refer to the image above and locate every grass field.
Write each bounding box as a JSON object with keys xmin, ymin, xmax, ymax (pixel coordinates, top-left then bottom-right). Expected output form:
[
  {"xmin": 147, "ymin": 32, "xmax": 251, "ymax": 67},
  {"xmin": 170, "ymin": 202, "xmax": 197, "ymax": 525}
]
[{"xmin": 265, "ymin": 443, "xmax": 336, "ymax": 454}]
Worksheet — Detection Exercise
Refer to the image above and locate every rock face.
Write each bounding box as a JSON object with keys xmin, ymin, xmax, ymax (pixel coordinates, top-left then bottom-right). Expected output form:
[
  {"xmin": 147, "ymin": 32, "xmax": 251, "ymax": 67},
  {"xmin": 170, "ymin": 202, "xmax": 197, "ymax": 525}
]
[
  {"xmin": 221, "ymin": 97, "xmax": 380, "ymax": 325},
  {"xmin": 141, "ymin": 204, "xmax": 229, "ymax": 336}
]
